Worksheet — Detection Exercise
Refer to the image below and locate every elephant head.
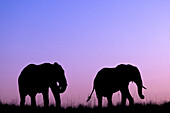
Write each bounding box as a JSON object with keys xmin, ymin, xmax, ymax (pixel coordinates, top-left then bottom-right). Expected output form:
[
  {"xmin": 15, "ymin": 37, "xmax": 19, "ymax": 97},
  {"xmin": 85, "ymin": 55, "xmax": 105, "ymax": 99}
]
[
  {"xmin": 116, "ymin": 64, "xmax": 146, "ymax": 99},
  {"xmin": 53, "ymin": 62, "xmax": 68, "ymax": 93}
]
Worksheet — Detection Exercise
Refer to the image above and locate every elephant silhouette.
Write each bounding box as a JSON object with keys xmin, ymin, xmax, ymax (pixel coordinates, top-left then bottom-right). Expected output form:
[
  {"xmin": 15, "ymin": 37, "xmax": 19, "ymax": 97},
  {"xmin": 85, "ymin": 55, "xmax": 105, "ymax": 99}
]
[
  {"xmin": 18, "ymin": 62, "xmax": 67, "ymax": 107},
  {"xmin": 86, "ymin": 64, "xmax": 146, "ymax": 107}
]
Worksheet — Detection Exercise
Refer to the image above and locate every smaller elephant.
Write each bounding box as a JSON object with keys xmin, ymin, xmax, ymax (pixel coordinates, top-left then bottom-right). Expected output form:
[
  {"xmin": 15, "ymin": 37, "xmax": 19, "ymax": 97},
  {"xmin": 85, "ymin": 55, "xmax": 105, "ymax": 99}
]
[
  {"xmin": 87, "ymin": 64, "xmax": 146, "ymax": 107},
  {"xmin": 18, "ymin": 62, "xmax": 67, "ymax": 107}
]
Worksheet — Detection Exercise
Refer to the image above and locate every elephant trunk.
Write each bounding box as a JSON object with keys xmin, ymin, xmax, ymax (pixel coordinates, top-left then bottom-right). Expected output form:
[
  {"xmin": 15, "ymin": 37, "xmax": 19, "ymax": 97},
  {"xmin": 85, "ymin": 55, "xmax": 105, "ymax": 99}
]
[
  {"xmin": 137, "ymin": 84, "xmax": 145, "ymax": 99},
  {"xmin": 59, "ymin": 84, "xmax": 67, "ymax": 93},
  {"xmin": 59, "ymin": 77, "xmax": 67, "ymax": 93},
  {"xmin": 134, "ymin": 74, "xmax": 146, "ymax": 99}
]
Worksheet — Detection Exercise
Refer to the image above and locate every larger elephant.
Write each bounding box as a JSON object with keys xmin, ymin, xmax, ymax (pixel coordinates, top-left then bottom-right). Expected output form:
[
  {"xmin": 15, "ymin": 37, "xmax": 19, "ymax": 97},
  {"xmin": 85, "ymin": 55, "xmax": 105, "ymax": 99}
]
[
  {"xmin": 18, "ymin": 62, "xmax": 67, "ymax": 107},
  {"xmin": 86, "ymin": 64, "xmax": 146, "ymax": 107}
]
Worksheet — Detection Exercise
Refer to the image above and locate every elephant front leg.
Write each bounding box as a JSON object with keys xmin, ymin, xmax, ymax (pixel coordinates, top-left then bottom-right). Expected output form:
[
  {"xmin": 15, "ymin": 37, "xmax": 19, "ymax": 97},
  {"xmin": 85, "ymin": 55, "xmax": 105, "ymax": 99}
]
[
  {"xmin": 42, "ymin": 89, "xmax": 49, "ymax": 107},
  {"xmin": 107, "ymin": 94, "xmax": 113, "ymax": 107},
  {"xmin": 54, "ymin": 93, "xmax": 61, "ymax": 108},
  {"xmin": 30, "ymin": 94, "xmax": 36, "ymax": 107},
  {"xmin": 126, "ymin": 90, "xmax": 134, "ymax": 106},
  {"xmin": 120, "ymin": 89, "xmax": 134, "ymax": 106},
  {"xmin": 50, "ymin": 85, "xmax": 61, "ymax": 108},
  {"xmin": 120, "ymin": 92, "xmax": 126, "ymax": 106}
]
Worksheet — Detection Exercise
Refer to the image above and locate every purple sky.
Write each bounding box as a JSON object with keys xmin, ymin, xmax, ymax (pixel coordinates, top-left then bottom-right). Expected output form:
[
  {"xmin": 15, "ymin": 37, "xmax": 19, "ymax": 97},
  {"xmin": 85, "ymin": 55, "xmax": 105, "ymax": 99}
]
[{"xmin": 1, "ymin": 1, "xmax": 170, "ymax": 106}]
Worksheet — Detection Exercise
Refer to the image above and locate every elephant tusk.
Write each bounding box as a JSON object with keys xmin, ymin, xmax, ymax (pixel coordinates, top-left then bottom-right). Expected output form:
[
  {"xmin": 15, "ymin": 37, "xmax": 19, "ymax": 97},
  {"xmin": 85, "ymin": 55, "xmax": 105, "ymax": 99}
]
[{"xmin": 142, "ymin": 86, "xmax": 147, "ymax": 89}]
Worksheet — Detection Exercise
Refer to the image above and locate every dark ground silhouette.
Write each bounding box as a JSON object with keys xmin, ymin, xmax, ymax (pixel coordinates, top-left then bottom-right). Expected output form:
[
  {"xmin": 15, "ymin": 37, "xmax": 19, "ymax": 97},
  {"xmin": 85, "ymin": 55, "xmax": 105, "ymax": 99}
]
[
  {"xmin": 87, "ymin": 64, "xmax": 146, "ymax": 107},
  {"xmin": 18, "ymin": 62, "xmax": 68, "ymax": 107},
  {"xmin": 1, "ymin": 102, "xmax": 170, "ymax": 113}
]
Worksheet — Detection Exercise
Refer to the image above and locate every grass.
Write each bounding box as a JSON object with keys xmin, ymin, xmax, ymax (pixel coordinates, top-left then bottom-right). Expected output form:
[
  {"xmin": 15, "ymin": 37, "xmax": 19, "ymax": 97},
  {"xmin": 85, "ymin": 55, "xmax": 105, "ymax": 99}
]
[{"xmin": 1, "ymin": 101, "xmax": 170, "ymax": 113}]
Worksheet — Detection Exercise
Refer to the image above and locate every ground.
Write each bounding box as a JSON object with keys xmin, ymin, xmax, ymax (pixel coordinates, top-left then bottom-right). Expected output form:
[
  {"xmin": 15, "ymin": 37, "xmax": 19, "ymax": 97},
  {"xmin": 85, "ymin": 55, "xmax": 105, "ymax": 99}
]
[{"xmin": 1, "ymin": 102, "xmax": 170, "ymax": 113}]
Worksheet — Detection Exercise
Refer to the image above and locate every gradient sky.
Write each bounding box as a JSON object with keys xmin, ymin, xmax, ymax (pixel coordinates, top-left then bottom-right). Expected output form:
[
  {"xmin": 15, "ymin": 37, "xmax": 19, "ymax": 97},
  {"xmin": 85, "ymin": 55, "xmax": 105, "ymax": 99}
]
[{"xmin": 1, "ymin": 0, "xmax": 170, "ymax": 106}]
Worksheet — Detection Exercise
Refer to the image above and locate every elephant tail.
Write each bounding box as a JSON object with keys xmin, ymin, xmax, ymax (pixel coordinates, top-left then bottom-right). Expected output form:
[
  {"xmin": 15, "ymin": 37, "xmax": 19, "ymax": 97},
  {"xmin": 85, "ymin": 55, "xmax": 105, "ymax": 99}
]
[{"xmin": 86, "ymin": 87, "xmax": 95, "ymax": 102}]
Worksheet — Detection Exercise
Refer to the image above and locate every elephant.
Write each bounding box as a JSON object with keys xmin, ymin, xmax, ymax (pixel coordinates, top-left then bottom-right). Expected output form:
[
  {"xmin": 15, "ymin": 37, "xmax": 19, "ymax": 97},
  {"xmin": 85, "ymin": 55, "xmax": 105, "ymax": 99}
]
[
  {"xmin": 86, "ymin": 64, "xmax": 146, "ymax": 107},
  {"xmin": 18, "ymin": 62, "xmax": 67, "ymax": 107}
]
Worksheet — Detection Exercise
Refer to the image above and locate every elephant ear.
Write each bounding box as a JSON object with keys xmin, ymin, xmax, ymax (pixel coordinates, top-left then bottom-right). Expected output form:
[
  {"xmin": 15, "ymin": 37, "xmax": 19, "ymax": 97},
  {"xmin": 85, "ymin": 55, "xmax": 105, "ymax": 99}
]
[
  {"xmin": 116, "ymin": 64, "xmax": 135, "ymax": 81},
  {"xmin": 53, "ymin": 62, "xmax": 64, "ymax": 77},
  {"xmin": 51, "ymin": 62, "xmax": 60, "ymax": 79},
  {"xmin": 53, "ymin": 62, "xmax": 59, "ymax": 66},
  {"xmin": 116, "ymin": 64, "xmax": 129, "ymax": 73},
  {"xmin": 53, "ymin": 62, "xmax": 62, "ymax": 70}
]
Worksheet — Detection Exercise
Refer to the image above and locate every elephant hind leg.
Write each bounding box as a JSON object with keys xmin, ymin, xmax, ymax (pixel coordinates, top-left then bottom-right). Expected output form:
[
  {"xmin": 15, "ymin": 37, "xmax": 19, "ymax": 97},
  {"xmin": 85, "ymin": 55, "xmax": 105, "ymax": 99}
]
[
  {"xmin": 107, "ymin": 95, "xmax": 113, "ymax": 107},
  {"xmin": 96, "ymin": 91, "xmax": 102, "ymax": 107},
  {"xmin": 20, "ymin": 94, "xmax": 26, "ymax": 107}
]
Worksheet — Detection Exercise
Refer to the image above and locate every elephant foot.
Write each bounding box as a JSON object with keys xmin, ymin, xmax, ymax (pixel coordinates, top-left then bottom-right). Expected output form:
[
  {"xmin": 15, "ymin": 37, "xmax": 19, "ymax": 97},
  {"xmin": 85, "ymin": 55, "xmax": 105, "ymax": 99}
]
[
  {"xmin": 129, "ymin": 99, "xmax": 134, "ymax": 106},
  {"xmin": 108, "ymin": 104, "xmax": 113, "ymax": 108},
  {"xmin": 20, "ymin": 104, "xmax": 25, "ymax": 107},
  {"xmin": 97, "ymin": 104, "xmax": 102, "ymax": 108},
  {"xmin": 129, "ymin": 102, "xmax": 134, "ymax": 106},
  {"xmin": 56, "ymin": 104, "xmax": 61, "ymax": 109},
  {"xmin": 108, "ymin": 102, "xmax": 113, "ymax": 108},
  {"xmin": 121, "ymin": 101, "xmax": 126, "ymax": 106}
]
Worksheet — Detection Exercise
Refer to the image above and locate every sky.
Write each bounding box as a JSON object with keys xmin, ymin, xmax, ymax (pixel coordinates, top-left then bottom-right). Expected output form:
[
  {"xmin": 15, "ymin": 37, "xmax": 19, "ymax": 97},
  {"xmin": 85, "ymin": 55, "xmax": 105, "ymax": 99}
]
[{"xmin": 0, "ymin": 0, "xmax": 170, "ymax": 106}]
